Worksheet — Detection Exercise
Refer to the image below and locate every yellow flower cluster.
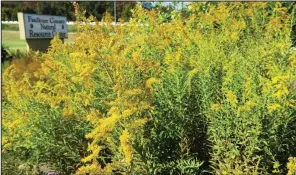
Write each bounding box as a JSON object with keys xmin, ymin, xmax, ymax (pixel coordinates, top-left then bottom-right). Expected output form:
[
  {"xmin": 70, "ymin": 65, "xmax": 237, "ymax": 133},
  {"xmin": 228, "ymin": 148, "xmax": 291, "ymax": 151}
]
[
  {"xmin": 145, "ymin": 77, "xmax": 160, "ymax": 89},
  {"xmin": 272, "ymin": 75, "xmax": 289, "ymax": 100},
  {"xmin": 211, "ymin": 104, "xmax": 221, "ymax": 111},
  {"xmin": 267, "ymin": 104, "xmax": 282, "ymax": 114},
  {"xmin": 2, "ymin": 2, "xmax": 295, "ymax": 175},
  {"xmin": 119, "ymin": 129, "xmax": 133, "ymax": 165},
  {"xmin": 225, "ymin": 91, "xmax": 238, "ymax": 107},
  {"xmin": 288, "ymin": 157, "xmax": 296, "ymax": 175}
]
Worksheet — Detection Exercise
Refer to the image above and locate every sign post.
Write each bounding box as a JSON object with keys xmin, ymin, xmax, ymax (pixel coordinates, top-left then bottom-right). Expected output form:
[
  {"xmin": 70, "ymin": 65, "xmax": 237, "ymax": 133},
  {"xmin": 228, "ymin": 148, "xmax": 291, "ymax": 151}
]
[{"xmin": 18, "ymin": 13, "xmax": 68, "ymax": 52}]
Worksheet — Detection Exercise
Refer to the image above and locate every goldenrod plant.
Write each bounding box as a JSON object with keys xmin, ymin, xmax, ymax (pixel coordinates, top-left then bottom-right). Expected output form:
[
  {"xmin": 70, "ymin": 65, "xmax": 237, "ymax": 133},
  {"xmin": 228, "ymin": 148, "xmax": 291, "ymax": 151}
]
[
  {"xmin": 2, "ymin": 2, "xmax": 296, "ymax": 175},
  {"xmin": 288, "ymin": 157, "xmax": 296, "ymax": 175}
]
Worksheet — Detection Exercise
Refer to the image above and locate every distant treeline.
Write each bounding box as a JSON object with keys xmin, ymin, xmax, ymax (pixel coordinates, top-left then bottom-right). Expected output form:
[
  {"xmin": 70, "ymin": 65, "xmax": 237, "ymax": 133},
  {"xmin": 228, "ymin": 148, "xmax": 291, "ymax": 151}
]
[{"xmin": 1, "ymin": 2, "xmax": 136, "ymax": 22}]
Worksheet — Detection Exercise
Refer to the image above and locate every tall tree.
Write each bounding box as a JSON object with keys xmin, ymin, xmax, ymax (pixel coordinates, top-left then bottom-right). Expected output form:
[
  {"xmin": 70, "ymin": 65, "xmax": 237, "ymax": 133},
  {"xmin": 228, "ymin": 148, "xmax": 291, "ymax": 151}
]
[{"xmin": 1, "ymin": 1, "xmax": 136, "ymax": 21}]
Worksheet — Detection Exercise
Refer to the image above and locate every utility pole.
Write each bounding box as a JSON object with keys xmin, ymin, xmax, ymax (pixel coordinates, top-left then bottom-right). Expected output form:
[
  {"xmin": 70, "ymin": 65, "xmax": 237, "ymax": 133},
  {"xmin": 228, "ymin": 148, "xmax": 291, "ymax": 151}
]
[{"xmin": 114, "ymin": 1, "xmax": 116, "ymax": 24}]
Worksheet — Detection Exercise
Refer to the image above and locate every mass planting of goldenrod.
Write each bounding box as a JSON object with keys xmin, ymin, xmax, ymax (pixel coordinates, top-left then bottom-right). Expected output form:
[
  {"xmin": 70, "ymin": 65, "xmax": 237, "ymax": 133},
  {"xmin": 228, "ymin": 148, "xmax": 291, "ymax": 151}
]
[{"xmin": 2, "ymin": 2, "xmax": 296, "ymax": 175}]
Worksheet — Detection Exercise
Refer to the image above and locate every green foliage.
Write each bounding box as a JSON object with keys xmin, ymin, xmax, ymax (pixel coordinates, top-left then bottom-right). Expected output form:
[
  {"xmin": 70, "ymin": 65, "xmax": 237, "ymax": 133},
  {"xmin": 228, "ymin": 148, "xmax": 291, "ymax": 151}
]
[
  {"xmin": 2, "ymin": 2, "xmax": 296, "ymax": 175},
  {"xmin": 2, "ymin": 45, "xmax": 12, "ymax": 63},
  {"xmin": 1, "ymin": 2, "xmax": 136, "ymax": 21}
]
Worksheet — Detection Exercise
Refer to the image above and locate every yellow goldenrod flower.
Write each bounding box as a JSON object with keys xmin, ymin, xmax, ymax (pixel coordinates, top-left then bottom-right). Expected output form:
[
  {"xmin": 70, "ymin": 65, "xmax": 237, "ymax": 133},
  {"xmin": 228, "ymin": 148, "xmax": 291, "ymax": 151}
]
[
  {"xmin": 211, "ymin": 104, "xmax": 221, "ymax": 111},
  {"xmin": 230, "ymin": 32, "xmax": 239, "ymax": 41},
  {"xmin": 268, "ymin": 104, "xmax": 282, "ymax": 113},
  {"xmin": 119, "ymin": 129, "xmax": 133, "ymax": 165},
  {"xmin": 226, "ymin": 91, "xmax": 238, "ymax": 107},
  {"xmin": 145, "ymin": 77, "xmax": 160, "ymax": 89},
  {"xmin": 287, "ymin": 157, "xmax": 296, "ymax": 175}
]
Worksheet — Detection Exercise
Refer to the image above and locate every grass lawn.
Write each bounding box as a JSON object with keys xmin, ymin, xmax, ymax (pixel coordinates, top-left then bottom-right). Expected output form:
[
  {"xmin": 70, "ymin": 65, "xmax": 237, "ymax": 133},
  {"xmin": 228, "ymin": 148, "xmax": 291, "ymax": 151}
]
[{"xmin": 2, "ymin": 30, "xmax": 76, "ymax": 51}]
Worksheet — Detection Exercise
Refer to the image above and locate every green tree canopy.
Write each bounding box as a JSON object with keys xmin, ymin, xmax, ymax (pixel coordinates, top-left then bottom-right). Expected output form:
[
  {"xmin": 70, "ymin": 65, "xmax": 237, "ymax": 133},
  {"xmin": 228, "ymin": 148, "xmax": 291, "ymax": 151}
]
[{"xmin": 1, "ymin": 2, "xmax": 136, "ymax": 21}]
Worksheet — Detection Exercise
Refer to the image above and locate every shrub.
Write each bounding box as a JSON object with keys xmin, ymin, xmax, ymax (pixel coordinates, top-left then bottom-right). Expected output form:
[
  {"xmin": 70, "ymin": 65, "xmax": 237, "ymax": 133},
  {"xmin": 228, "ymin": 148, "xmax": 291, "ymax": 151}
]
[
  {"xmin": 2, "ymin": 2, "xmax": 296, "ymax": 175},
  {"xmin": 1, "ymin": 45, "xmax": 12, "ymax": 63}
]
